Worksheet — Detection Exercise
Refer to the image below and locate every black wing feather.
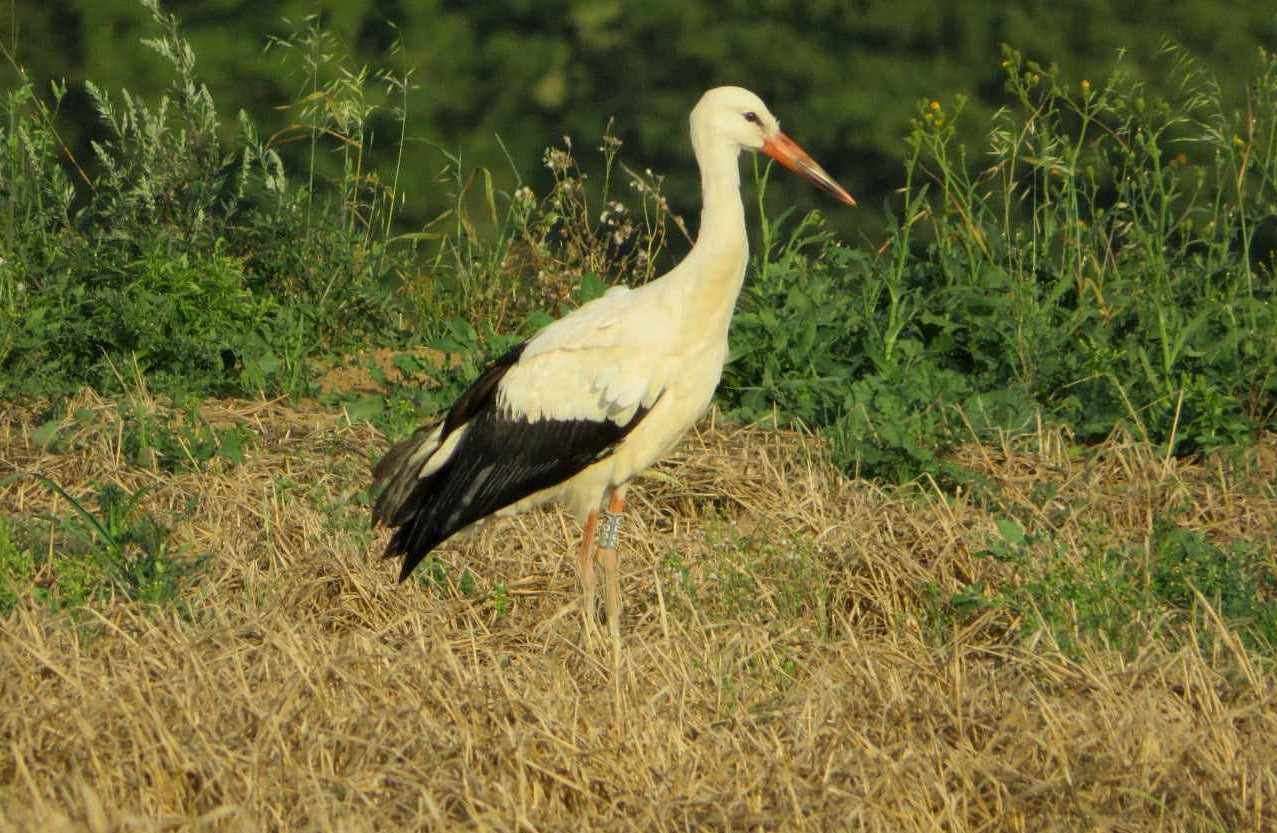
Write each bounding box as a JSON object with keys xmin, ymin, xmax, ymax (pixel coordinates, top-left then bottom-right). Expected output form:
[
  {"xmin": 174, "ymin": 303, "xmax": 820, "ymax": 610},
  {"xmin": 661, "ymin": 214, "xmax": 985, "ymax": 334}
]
[
  {"xmin": 441, "ymin": 343, "xmax": 526, "ymax": 438},
  {"xmin": 371, "ymin": 343, "xmax": 527, "ymax": 530},
  {"xmin": 374, "ymin": 343, "xmax": 657, "ymax": 582}
]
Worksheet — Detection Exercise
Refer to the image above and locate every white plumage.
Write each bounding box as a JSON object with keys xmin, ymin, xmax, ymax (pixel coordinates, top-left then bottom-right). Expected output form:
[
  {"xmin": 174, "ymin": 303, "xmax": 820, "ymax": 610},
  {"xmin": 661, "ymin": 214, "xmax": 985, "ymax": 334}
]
[{"xmin": 372, "ymin": 86, "xmax": 855, "ymax": 643}]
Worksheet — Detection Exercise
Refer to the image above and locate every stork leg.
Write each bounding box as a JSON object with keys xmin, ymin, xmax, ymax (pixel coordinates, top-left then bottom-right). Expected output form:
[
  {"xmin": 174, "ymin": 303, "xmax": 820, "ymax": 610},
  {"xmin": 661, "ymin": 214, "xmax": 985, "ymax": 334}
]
[
  {"xmin": 576, "ymin": 509, "xmax": 600, "ymax": 634},
  {"xmin": 596, "ymin": 490, "xmax": 627, "ymax": 643}
]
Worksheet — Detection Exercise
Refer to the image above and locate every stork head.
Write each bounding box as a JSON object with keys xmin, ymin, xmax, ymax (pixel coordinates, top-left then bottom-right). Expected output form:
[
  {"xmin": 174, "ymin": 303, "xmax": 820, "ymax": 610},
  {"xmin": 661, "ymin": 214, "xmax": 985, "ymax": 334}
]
[{"xmin": 690, "ymin": 86, "xmax": 856, "ymax": 206}]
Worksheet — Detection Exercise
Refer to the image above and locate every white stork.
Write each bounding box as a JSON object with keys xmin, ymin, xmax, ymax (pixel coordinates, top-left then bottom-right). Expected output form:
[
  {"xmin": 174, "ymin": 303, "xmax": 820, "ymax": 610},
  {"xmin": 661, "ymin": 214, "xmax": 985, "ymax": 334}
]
[{"xmin": 372, "ymin": 86, "xmax": 855, "ymax": 642}]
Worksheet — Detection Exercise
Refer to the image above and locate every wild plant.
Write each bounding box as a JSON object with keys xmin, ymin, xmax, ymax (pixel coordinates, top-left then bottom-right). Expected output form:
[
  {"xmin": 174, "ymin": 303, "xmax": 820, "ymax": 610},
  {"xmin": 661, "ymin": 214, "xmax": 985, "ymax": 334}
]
[
  {"xmin": 900, "ymin": 44, "xmax": 1277, "ymax": 451},
  {"xmin": 0, "ymin": 1, "xmax": 419, "ymax": 398},
  {"xmin": 725, "ymin": 44, "xmax": 1277, "ymax": 480},
  {"xmin": 0, "ymin": 474, "xmax": 198, "ymax": 611},
  {"xmin": 419, "ymin": 123, "xmax": 689, "ymax": 339}
]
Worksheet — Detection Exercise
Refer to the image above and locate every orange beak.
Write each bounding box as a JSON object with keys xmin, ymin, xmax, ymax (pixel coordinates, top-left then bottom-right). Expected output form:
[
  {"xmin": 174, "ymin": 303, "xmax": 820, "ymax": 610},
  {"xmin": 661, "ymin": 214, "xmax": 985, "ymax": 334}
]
[{"xmin": 761, "ymin": 132, "xmax": 856, "ymax": 207}]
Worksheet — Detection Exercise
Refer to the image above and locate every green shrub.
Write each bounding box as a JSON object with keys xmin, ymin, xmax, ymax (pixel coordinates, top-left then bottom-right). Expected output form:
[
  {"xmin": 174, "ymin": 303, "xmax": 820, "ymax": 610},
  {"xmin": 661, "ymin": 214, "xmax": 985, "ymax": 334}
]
[
  {"xmin": 724, "ymin": 44, "xmax": 1277, "ymax": 481},
  {"xmin": 0, "ymin": 1, "xmax": 417, "ymax": 400},
  {"xmin": 0, "ymin": 479, "xmax": 202, "ymax": 612},
  {"xmin": 927, "ymin": 517, "xmax": 1277, "ymax": 656}
]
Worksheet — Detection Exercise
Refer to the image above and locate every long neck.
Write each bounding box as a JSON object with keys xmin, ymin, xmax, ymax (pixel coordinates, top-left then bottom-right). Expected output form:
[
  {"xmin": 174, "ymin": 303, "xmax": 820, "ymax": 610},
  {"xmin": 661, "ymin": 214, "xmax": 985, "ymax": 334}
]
[
  {"xmin": 676, "ymin": 131, "xmax": 750, "ymax": 335},
  {"xmin": 693, "ymin": 139, "xmax": 747, "ymax": 256}
]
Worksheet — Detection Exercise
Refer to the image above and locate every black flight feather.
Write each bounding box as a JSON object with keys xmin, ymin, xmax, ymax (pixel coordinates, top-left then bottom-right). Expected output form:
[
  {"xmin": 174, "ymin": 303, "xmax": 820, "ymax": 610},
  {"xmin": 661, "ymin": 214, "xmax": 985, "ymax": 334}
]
[
  {"xmin": 370, "ymin": 342, "xmax": 658, "ymax": 582},
  {"xmin": 371, "ymin": 343, "xmax": 526, "ymax": 530}
]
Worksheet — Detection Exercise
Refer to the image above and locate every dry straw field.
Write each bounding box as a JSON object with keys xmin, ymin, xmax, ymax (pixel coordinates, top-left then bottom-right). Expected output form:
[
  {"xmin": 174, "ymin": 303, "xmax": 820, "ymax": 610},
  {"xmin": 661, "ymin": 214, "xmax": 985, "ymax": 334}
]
[{"xmin": 2, "ymin": 391, "xmax": 1276, "ymax": 831}]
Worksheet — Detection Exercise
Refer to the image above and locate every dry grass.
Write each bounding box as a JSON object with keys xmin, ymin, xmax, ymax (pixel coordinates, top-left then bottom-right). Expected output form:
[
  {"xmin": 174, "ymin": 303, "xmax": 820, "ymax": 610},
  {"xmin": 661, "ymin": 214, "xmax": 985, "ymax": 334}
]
[{"xmin": 2, "ymin": 391, "xmax": 1276, "ymax": 831}]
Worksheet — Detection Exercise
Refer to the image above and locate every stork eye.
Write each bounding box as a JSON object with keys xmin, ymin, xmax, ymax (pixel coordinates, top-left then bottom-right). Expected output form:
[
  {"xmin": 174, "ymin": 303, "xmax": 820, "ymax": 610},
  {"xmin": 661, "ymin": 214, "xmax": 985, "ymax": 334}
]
[{"xmin": 743, "ymin": 111, "xmax": 761, "ymax": 125}]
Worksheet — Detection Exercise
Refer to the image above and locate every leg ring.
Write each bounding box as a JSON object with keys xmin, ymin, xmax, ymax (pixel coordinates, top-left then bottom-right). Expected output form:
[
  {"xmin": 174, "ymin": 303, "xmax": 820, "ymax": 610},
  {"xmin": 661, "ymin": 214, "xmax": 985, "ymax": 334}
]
[{"xmin": 597, "ymin": 511, "xmax": 623, "ymax": 549}]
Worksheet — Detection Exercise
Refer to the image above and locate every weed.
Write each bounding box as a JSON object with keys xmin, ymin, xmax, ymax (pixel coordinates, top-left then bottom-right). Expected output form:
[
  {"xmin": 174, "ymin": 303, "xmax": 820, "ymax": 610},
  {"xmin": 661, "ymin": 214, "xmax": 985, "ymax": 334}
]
[
  {"xmin": 404, "ymin": 120, "xmax": 689, "ymax": 360},
  {"xmin": 409, "ymin": 555, "xmax": 450, "ymax": 592},
  {"xmin": 929, "ymin": 514, "xmax": 1277, "ymax": 656},
  {"xmin": 723, "ymin": 45, "xmax": 1277, "ymax": 481},
  {"xmin": 458, "ymin": 569, "xmax": 477, "ymax": 597},
  {"xmin": 1149, "ymin": 520, "xmax": 1277, "ymax": 649},
  {"xmin": 3, "ymin": 476, "xmax": 202, "ymax": 612},
  {"xmin": 0, "ymin": 516, "xmax": 35, "ymax": 615},
  {"xmin": 488, "ymin": 581, "xmax": 512, "ymax": 619},
  {"xmin": 119, "ymin": 404, "xmax": 250, "ymax": 472},
  {"xmin": 32, "ymin": 397, "xmax": 251, "ymax": 473},
  {"xmin": 400, "ymin": 553, "xmax": 512, "ymax": 621},
  {"xmin": 0, "ymin": 2, "xmax": 418, "ymax": 400},
  {"xmin": 660, "ymin": 550, "xmax": 698, "ymax": 609},
  {"xmin": 670, "ymin": 521, "xmax": 833, "ymax": 634}
]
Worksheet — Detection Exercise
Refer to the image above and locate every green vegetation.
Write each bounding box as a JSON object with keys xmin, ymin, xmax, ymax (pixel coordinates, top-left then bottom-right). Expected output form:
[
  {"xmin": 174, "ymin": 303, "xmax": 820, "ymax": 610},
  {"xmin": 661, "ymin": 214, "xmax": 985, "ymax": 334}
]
[
  {"xmin": 1, "ymin": 0, "xmax": 418, "ymax": 400},
  {"xmin": 32, "ymin": 398, "xmax": 251, "ymax": 472},
  {"xmin": 8, "ymin": 0, "xmax": 1277, "ymax": 240},
  {"xmin": 926, "ymin": 515, "xmax": 1277, "ymax": 657},
  {"xmin": 660, "ymin": 522, "xmax": 833, "ymax": 633},
  {"xmin": 1, "ymin": 3, "xmax": 1275, "ymax": 660},
  {"xmin": 7, "ymin": 7, "xmax": 1273, "ymax": 463},
  {"xmin": 725, "ymin": 45, "xmax": 1277, "ymax": 478},
  {"xmin": 0, "ymin": 478, "xmax": 200, "ymax": 614}
]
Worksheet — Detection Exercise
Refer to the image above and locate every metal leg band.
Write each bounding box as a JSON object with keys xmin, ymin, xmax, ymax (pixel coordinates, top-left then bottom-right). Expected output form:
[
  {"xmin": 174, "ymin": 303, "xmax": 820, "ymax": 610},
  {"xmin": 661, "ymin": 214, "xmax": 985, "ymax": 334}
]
[{"xmin": 597, "ymin": 511, "xmax": 623, "ymax": 549}]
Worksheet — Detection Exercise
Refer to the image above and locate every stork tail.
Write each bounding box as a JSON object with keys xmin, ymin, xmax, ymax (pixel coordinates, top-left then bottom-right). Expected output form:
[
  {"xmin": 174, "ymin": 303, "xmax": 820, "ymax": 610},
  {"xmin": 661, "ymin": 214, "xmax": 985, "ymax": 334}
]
[{"xmin": 371, "ymin": 423, "xmax": 445, "ymax": 530}]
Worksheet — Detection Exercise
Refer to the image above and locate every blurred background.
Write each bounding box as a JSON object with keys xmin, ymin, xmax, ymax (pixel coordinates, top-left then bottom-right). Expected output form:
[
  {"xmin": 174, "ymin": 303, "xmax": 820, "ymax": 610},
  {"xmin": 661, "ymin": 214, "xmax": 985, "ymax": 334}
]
[{"xmin": 5, "ymin": 0, "xmax": 1276, "ymax": 241}]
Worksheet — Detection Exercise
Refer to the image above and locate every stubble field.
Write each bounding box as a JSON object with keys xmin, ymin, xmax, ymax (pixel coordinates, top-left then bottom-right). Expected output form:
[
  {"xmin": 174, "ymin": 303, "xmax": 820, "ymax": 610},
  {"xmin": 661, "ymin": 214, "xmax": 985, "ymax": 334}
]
[{"xmin": 2, "ymin": 392, "xmax": 1275, "ymax": 831}]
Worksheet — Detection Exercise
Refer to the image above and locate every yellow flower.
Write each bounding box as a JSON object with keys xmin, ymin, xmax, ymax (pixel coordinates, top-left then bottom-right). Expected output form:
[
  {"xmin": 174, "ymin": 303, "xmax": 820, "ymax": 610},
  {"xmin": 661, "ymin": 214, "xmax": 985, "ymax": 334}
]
[{"xmin": 1081, "ymin": 79, "xmax": 1091, "ymax": 93}]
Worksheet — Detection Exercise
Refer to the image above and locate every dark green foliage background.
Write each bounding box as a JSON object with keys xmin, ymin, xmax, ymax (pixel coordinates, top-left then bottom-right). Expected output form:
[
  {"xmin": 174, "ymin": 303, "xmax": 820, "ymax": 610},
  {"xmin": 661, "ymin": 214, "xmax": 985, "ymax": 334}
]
[{"xmin": 6, "ymin": 0, "xmax": 1276, "ymax": 232}]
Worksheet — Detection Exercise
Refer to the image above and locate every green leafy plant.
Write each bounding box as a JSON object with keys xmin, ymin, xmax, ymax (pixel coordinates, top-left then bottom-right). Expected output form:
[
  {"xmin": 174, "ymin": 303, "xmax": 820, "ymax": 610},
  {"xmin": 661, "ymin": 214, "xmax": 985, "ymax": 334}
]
[
  {"xmin": 117, "ymin": 403, "xmax": 252, "ymax": 472},
  {"xmin": 928, "ymin": 516, "xmax": 1277, "ymax": 656},
  {"xmin": 0, "ymin": 2, "xmax": 420, "ymax": 400},
  {"xmin": 724, "ymin": 44, "xmax": 1276, "ymax": 482},
  {"xmin": 2, "ymin": 476, "xmax": 202, "ymax": 611},
  {"xmin": 1149, "ymin": 520, "xmax": 1277, "ymax": 648},
  {"xmin": 0, "ymin": 516, "xmax": 37, "ymax": 615}
]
